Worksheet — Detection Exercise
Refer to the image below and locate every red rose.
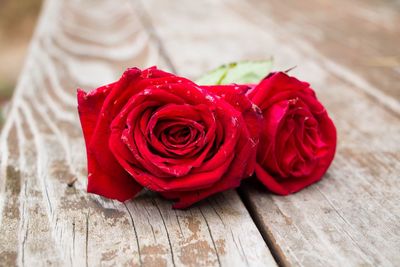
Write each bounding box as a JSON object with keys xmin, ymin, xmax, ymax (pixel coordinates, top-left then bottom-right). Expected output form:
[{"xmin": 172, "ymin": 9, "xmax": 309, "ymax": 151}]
[
  {"xmin": 77, "ymin": 67, "xmax": 260, "ymax": 208},
  {"xmin": 248, "ymin": 72, "xmax": 336, "ymax": 195}
]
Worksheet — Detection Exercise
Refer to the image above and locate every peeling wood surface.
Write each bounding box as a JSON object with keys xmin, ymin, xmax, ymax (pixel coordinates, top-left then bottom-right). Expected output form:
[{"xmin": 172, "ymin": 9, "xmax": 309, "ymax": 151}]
[
  {"xmin": 140, "ymin": 0, "xmax": 400, "ymax": 266},
  {"xmin": 0, "ymin": 0, "xmax": 276, "ymax": 266}
]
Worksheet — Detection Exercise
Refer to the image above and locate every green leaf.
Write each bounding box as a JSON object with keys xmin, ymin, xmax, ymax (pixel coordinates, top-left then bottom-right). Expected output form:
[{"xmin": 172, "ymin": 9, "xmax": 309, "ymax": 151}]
[{"xmin": 195, "ymin": 60, "xmax": 273, "ymax": 85}]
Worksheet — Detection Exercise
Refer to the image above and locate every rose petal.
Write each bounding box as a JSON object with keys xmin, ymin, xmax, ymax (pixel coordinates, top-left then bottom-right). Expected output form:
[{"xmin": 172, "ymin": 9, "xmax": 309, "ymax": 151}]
[{"xmin": 77, "ymin": 83, "xmax": 142, "ymax": 201}]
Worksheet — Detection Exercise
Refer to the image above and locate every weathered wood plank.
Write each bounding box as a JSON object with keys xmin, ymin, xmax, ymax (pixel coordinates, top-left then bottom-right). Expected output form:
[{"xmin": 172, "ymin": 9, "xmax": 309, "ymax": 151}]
[
  {"xmin": 247, "ymin": 0, "xmax": 400, "ymax": 101},
  {"xmin": 0, "ymin": 0, "xmax": 276, "ymax": 266},
  {"xmin": 139, "ymin": 0, "xmax": 400, "ymax": 266}
]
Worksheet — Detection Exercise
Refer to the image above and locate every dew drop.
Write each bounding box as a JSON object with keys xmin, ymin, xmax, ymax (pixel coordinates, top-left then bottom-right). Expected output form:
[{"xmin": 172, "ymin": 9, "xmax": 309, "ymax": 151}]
[
  {"xmin": 249, "ymin": 138, "xmax": 258, "ymax": 147},
  {"xmin": 205, "ymin": 94, "xmax": 214, "ymax": 102},
  {"xmin": 252, "ymin": 103, "xmax": 262, "ymax": 113},
  {"xmin": 231, "ymin": 117, "xmax": 239, "ymax": 126}
]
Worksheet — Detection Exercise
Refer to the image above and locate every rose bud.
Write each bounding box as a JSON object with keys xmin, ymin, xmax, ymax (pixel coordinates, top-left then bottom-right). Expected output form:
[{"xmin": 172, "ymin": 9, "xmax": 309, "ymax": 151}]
[
  {"xmin": 247, "ymin": 72, "xmax": 337, "ymax": 195},
  {"xmin": 77, "ymin": 67, "xmax": 261, "ymax": 208}
]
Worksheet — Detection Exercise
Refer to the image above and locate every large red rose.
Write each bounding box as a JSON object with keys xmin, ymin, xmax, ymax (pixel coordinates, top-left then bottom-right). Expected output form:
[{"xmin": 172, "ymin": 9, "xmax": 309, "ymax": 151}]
[
  {"xmin": 248, "ymin": 72, "xmax": 336, "ymax": 195},
  {"xmin": 77, "ymin": 67, "xmax": 261, "ymax": 208}
]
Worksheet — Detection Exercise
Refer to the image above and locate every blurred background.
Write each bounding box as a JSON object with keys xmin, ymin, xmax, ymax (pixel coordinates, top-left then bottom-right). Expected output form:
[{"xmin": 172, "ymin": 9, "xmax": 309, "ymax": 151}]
[{"xmin": 0, "ymin": 0, "xmax": 42, "ymax": 125}]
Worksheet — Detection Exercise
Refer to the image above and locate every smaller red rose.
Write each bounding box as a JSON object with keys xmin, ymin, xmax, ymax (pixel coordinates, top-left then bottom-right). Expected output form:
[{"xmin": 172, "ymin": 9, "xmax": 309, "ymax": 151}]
[{"xmin": 248, "ymin": 72, "xmax": 337, "ymax": 195}]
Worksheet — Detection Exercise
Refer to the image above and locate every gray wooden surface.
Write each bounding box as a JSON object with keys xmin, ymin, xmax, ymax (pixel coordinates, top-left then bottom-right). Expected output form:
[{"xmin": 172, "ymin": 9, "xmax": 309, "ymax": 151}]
[{"xmin": 0, "ymin": 0, "xmax": 399, "ymax": 266}]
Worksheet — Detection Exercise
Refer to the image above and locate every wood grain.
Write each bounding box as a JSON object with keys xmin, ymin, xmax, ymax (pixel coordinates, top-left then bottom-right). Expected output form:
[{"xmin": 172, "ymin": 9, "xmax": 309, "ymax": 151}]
[
  {"xmin": 248, "ymin": 0, "xmax": 400, "ymax": 101},
  {"xmin": 0, "ymin": 0, "xmax": 276, "ymax": 266},
  {"xmin": 139, "ymin": 0, "xmax": 400, "ymax": 266}
]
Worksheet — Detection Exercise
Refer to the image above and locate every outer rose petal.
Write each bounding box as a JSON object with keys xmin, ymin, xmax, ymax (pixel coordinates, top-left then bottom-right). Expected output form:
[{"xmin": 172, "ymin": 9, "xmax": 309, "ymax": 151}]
[
  {"xmin": 249, "ymin": 72, "xmax": 337, "ymax": 195},
  {"xmin": 77, "ymin": 82, "xmax": 142, "ymax": 201}
]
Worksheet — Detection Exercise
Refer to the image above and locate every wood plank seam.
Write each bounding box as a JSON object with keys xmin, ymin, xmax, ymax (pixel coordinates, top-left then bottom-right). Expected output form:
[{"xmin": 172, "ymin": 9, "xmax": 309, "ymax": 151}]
[
  {"xmin": 131, "ymin": 0, "xmax": 177, "ymax": 74},
  {"xmin": 238, "ymin": 188, "xmax": 289, "ymax": 267}
]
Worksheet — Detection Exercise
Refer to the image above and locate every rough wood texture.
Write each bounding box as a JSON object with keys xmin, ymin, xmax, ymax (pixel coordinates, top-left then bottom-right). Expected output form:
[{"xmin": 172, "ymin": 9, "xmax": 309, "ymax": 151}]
[
  {"xmin": 0, "ymin": 0, "xmax": 276, "ymax": 266},
  {"xmin": 140, "ymin": 0, "xmax": 400, "ymax": 266},
  {"xmin": 248, "ymin": 0, "xmax": 400, "ymax": 101}
]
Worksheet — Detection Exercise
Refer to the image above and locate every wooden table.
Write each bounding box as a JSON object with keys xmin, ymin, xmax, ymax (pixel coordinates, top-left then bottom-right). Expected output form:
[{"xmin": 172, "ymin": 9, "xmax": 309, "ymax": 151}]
[{"xmin": 0, "ymin": 0, "xmax": 399, "ymax": 266}]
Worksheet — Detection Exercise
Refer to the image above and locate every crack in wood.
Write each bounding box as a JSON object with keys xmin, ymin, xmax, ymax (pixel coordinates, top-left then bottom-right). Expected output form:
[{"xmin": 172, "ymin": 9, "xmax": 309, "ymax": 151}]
[
  {"xmin": 174, "ymin": 210, "xmax": 185, "ymax": 238},
  {"xmin": 199, "ymin": 207, "xmax": 221, "ymax": 267},
  {"xmin": 153, "ymin": 199, "xmax": 176, "ymax": 267},
  {"xmin": 124, "ymin": 203, "xmax": 142, "ymax": 266}
]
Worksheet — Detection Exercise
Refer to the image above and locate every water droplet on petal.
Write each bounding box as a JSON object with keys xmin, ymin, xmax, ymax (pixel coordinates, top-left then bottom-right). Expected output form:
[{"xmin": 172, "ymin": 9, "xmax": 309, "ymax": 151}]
[
  {"xmin": 252, "ymin": 103, "xmax": 262, "ymax": 114},
  {"xmin": 205, "ymin": 94, "xmax": 215, "ymax": 102},
  {"xmin": 231, "ymin": 117, "xmax": 239, "ymax": 126}
]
